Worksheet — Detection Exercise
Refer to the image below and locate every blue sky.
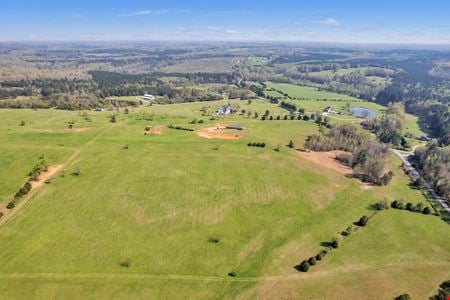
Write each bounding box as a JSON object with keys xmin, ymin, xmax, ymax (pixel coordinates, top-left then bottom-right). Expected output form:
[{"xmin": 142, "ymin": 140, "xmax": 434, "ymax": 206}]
[{"xmin": 1, "ymin": 0, "xmax": 449, "ymax": 44}]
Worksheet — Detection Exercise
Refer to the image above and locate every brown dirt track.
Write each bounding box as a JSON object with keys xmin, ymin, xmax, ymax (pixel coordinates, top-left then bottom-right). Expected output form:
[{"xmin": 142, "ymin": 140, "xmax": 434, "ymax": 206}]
[{"xmin": 196, "ymin": 126, "xmax": 242, "ymax": 140}]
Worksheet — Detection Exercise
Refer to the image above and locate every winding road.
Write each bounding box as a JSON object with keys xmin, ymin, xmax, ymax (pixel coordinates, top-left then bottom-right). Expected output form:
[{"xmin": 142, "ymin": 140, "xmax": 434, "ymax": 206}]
[{"xmin": 391, "ymin": 146, "xmax": 450, "ymax": 213}]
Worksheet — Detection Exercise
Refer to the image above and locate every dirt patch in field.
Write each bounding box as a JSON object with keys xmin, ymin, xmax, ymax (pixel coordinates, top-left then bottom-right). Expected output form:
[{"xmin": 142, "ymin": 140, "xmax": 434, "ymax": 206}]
[
  {"xmin": 296, "ymin": 150, "xmax": 352, "ymax": 175},
  {"xmin": 144, "ymin": 125, "xmax": 164, "ymax": 135},
  {"xmin": 72, "ymin": 128, "xmax": 89, "ymax": 133},
  {"xmin": 30, "ymin": 165, "xmax": 64, "ymax": 189},
  {"xmin": 196, "ymin": 126, "xmax": 242, "ymax": 140}
]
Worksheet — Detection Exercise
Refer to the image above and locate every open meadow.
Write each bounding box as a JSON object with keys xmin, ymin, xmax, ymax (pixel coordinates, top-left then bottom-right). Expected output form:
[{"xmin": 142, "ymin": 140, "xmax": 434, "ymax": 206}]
[{"xmin": 0, "ymin": 97, "xmax": 448, "ymax": 299}]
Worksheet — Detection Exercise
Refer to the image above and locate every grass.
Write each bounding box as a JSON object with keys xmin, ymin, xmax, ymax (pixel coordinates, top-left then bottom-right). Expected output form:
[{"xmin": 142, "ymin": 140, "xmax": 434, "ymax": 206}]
[
  {"xmin": 264, "ymin": 82, "xmax": 361, "ymax": 101},
  {"xmin": 0, "ymin": 100, "xmax": 448, "ymax": 299}
]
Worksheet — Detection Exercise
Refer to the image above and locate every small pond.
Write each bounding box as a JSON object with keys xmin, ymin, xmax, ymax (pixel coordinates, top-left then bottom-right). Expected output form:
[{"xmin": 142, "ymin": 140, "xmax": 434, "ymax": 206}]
[{"xmin": 349, "ymin": 107, "xmax": 376, "ymax": 119}]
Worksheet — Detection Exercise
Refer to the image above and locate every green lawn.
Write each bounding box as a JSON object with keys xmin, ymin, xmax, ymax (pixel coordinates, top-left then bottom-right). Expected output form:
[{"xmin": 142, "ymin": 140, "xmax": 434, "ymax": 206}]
[
  {"xmin": 0, "ymin": 101, "xmax": 447, "ymax": 299},
  {"xmin": 264, "ymin": 82, "xmax": 361, "ymax": 101}
]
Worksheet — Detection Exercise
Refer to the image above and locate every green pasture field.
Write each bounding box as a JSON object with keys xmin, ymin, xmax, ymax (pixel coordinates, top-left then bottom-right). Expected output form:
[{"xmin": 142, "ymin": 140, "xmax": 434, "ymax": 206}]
[
  {"xmin": 264, "ymin": 82, "xmax": 361, "ymax": 101},
  {"xmin": 0, "ymin": 99, "xmax": 447, "ymax": 299}
]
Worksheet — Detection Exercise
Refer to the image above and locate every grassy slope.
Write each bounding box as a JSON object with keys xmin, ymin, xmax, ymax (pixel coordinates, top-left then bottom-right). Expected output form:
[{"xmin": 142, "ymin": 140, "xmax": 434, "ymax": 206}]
[
  {"xmin": 263, "ymin": 82, "xmax": 425, "ymax": 137},
  {"xmin": 0, "ymin": 100, "xmax": 446, "ymax": 299}
]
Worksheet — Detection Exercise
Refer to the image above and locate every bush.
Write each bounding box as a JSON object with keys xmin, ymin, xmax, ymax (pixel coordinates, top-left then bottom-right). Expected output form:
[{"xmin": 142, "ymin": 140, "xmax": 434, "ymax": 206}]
[
  {"xmin": 380, "ymin": 171, "xmax": 394, "ymax": 185},
  {"xmin": 341, "ymin": 225, "xmax": 354, "ymax": 236},
  {"xmin": 414, "ymin": 202, "xmax": 424, "ymax": 212},
  {"xmin": 72, "ymin": 165, "xmax": 81, "ymax": 176},
  {"xmin": 331, "ymin": 234, "xmax": 342, "ymax": 248},
  {"xmin": 406, "ymin": 202, "xmax": 414, "ymax": 211},
  {"xmin": 299, "ymin": 260, "xmax": 309, "ymax": 272},
  {"xmin": 6, "ymin": 201, "xmax": 15, "ymax": 209},
  {"xmin": 357, "ymin": 215, "xmax": 369, "ymax": 227},
  {"xmin": 422, "ymin": 207, "xmax": 431, "ymax": 215},
  {"xmin": 375, "ymin": 199, "xmax": 389, "ymax": 210},
  {"xmin": 208, "ymin": 236, "xmax": 221, "ymax": 243},
  {"xmin": 287, "ymin": 140, "xmax": 295, "ymax": 149},
  {"xmin": 120, "ymin": 258, "xmax": 131, "ymax": 267},
  {"xmin": 413, "ymin": 177, "xmax": 425, "ymax": 189},
  {"xmin": 308, "ymin": 257, "xmax": 317, "ymax": 265},
  {"xmin": 315, "ymin": 253, "xmax": 323, "ymax": 261},
  {"xmin": 0, "ymin": 212, "xmax": 4, "ymax": 218},
  {"xmin": 394, "ymin": 294, "xmax": 411, "ymax": 300},
  {"xmin": 228, "ymin": 271, "xmax": 237, "ymax": 277},
  {"xmin": 391, "ymin": 200, "xmax": 405, "ymax": 210}
]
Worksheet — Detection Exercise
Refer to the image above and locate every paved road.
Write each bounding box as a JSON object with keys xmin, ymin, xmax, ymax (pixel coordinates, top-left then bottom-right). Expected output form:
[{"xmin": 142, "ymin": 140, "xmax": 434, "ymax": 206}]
[{"xmin": 391, "ymin": 148, "xmax": 450, "ymax": 213}]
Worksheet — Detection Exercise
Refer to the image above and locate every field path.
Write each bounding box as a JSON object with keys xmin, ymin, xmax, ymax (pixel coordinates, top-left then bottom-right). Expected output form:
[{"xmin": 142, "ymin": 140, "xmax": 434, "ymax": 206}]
[
  {"xmin": 0, "ymin": 124, "xmax": 115, "ymax": 227},
  {"xmin": 0, "ymin": 260, "xmax": 447, "ymax": 282}
]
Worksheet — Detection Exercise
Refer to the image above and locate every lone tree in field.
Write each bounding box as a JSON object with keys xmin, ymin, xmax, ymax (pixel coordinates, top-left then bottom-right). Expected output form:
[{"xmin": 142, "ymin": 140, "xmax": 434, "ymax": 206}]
[
  {"xmin": 19, "ymin": 120, "xmax": 26, "ymax": 126},
  {"xmin": 288, "ymin": 140, "xmax": 295, "ymax": 149},
  {"xmin": 110, "ymin": 114, "xmax": 116, "ymax": 123}
]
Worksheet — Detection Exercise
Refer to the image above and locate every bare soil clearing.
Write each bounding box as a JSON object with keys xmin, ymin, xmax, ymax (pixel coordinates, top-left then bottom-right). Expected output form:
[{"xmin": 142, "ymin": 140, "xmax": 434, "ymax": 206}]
[
  {"xmin": 196, "ymin": 126, "xmax": 242, "ymax": 140},
  {"xmin": 296, "ymin": 150, "xmax": 352, "ymax": 175},
  {"xmin": 71, "ymin": 128, "xmax": 89, "ymax": 133},
  {"xmin": 30, "ymin": 165, "xmax": 64, "ymax": 189},
  {"xmin": 144, "ymin": 125, "xmax": 164, "ymax": 135}
]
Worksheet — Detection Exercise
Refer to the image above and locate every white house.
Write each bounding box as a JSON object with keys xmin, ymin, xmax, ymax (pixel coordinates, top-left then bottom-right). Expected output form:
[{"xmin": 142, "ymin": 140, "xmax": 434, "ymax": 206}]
[{"xmin": 216, "ymin": 104, "xmax": 232, "ymax": 115}]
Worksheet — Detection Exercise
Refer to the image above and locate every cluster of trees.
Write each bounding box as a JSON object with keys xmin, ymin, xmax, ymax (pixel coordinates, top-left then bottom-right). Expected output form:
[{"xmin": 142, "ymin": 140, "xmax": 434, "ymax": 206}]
[
  {"xmin": 306, "ymin": 124, "xmax": 392, "ymax": 185},
  {"xmin": 6, "ymin": 157, "xmax": 49, "ymax": 209},
  {"xmin": 280, "ymin": 101, "xmax": 296, "ymax": 111},
  {"xmin": 0, "ymin": 95, "xmax": 142, "ymax": 110},
  {"xmin": 167, "ymin": 124, "xmax": 194, "ymax": 132},
  {"xmin": 247, "ymin": 142, "xmax": 266, "ymax": 148},
  {"xmin": 365, "ymin": 103, "xmax": 408, "ymax": 148},
  {"xmin": 391, "ymin": 200, "xmax": 432, "ymax": 214},
  {"xmin": 412, "ymin": 142, "xmax": 450, "ymax": 201}
]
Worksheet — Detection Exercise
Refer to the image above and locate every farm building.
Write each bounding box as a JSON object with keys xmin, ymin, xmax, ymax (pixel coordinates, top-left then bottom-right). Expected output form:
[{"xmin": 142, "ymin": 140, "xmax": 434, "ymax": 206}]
[
  {"xmin": 226, "ymin": 125, "xmax": 243, "ymax": 130},
  {"xmin": 216, "ymin": 104, "xmax": 232, "ymax": 115},
  {"xmin": 142, "ymin": 94, "xmax": 155, "ymax": 101}
]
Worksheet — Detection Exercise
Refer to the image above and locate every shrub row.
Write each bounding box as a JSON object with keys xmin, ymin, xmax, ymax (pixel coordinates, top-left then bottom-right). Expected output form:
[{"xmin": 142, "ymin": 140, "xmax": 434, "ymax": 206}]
[
  {"xmin": 296, "ymin": 214, "xmax": 372, "ymax": 272},
  {"xmin": 297, "ymin": 248, "xmax": 332, "ymax": 272},
  {"xmin": 261, "ymin": 115, "xmax": 301, "ymax": 121},
  {"xmin": 391, "ymin": 200, "xmax": 431, "ymax": 214},
  {"xmin": 167, "ymin": 124, "xmax": 194, "ymax": 131},
  {"xmin": 247, "ymin": 142, "xmax": 266, "ymax": 148},
  {"xmin": 6, "ymin": 157, "xmax": 48, "ymax": 210}
]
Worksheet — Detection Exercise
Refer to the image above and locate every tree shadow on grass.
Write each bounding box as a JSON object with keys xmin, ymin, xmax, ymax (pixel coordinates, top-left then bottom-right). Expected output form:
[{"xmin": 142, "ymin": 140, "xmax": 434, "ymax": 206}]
[
  {"xmin": 320, "ymin": 241, "xmax": 333, "ymax": 247},
  {"xmin": 367, "ymin": 203, "xmax": 383, "ymax": 211}
]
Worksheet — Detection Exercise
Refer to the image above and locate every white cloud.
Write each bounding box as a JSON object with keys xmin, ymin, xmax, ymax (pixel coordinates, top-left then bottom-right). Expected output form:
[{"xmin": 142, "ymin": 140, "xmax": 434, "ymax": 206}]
[
  {"xmin": 310, "ymin": 18, "xmax": 341, "ymax": 27},
  {"xmin": 207, "ymin": 26, "xmax": 241, "ymax": 35},
  {"xmin": 119, "ymin": 9, "xmax": 171, "ymax": 17}
]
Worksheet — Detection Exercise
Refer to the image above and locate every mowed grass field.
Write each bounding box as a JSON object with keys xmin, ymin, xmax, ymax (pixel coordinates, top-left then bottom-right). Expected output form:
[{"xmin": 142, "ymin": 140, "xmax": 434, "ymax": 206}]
[
  {"xmin": 0, "ymin": 99, "xmax": 448, "ymax": 299},
  {"xmin": 262, "ymin": 82, "xmax": 426, "ymax": 137}
]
